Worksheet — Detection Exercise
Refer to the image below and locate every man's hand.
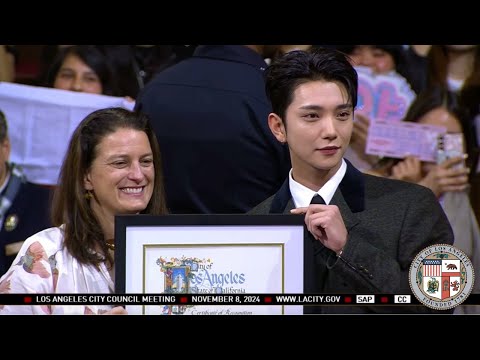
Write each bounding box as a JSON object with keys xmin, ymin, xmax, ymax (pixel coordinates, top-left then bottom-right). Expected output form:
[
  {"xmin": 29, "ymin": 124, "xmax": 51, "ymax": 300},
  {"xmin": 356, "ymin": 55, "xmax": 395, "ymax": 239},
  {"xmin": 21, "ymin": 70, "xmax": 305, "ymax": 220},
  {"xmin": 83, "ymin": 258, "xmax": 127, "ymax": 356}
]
[{"xmin": 291, "ymin": 204, "xmax": 347, "ymax": 254}]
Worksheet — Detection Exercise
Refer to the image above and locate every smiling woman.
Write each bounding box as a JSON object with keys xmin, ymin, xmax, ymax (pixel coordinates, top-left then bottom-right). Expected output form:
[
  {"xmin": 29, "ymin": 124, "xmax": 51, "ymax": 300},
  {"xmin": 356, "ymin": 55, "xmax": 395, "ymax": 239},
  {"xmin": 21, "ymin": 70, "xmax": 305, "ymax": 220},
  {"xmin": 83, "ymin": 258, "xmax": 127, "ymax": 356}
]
[
  {"xmin": 0, "ymin": 107, "xmax": 168, "ymax": 315},
  {"xmin": 83, "ymin": 127, "xmax": 156, "ymax": 235}
]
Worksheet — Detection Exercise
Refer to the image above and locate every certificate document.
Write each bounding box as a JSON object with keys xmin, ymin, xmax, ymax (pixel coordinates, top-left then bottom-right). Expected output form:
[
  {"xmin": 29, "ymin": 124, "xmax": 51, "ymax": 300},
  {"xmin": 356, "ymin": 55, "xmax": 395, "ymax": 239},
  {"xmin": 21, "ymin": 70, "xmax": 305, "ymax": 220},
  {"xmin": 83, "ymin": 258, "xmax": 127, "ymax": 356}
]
[{"xmin": 115, "ymin": 215, "xmax": 304, "ymax": 315}]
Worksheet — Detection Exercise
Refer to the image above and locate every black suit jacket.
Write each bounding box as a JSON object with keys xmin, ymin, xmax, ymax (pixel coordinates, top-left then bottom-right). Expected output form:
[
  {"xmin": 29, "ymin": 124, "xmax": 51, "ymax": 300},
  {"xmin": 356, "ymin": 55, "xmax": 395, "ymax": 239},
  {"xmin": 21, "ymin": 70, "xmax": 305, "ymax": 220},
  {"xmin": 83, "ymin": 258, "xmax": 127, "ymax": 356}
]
[
  {"xmin": 0, "ymin": 182, "xmax": 52, "ymax": 276},
  {"xmin": 136, "ymin": 45, "xmax": 291, "ymax": 214},
  {"xmin": 248, "ymin": 160, "xmax": 454, "ymax": 314}
]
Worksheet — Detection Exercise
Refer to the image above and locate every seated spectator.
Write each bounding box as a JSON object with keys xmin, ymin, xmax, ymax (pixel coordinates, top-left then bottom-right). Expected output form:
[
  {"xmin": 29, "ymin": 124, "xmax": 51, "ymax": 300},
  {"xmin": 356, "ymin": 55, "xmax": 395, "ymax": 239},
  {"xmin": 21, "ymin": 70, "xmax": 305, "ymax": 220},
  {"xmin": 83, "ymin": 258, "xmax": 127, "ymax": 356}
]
[
  {"xmin": 99, "ymin": 45, "xmax": 179, "ymax": 99},
  {"xmin": 0, "ymin": 110, "xmax": 52, "ymax": 276}
]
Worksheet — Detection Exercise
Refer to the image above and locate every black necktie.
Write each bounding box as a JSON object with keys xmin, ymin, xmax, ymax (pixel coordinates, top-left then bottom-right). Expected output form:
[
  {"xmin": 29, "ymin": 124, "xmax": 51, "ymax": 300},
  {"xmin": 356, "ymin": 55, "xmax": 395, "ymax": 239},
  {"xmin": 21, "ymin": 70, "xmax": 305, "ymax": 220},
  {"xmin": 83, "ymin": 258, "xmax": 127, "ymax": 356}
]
[
  {"xmin": 305, "ymin": 193, "xmax": 327, "ymax": 315},
  {"xmin": 310, "ymin": 193, "xmax": 326, "ymax": 205}
]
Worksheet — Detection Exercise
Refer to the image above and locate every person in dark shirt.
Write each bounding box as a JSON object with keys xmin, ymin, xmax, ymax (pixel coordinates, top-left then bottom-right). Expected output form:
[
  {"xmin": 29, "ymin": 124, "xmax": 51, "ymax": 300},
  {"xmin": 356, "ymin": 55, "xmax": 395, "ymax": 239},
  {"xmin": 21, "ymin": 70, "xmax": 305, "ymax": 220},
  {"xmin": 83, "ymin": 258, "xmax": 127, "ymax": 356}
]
[{"xmin": 135, "ymin": 45, "xmax": 291, "ymax": 214}]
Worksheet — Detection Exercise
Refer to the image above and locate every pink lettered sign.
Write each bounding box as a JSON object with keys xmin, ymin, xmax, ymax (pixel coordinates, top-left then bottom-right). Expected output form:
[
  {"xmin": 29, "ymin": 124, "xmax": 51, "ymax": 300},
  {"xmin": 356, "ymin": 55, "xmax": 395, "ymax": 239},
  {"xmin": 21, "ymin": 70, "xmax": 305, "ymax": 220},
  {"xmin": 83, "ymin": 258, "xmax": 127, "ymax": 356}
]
[
  {"xmin": 355, "ymin": 66, "xmax": 416, "ymax": 122},
  {"xmin": 366, "ymin": 120, "xmax": 446, "ymax": 162}
]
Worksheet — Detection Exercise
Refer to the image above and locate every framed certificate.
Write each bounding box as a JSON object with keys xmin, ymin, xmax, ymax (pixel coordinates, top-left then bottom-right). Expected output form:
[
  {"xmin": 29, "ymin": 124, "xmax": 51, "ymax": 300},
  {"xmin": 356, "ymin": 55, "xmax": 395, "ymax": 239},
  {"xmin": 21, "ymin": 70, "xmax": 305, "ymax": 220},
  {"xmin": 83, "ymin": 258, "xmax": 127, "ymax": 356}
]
[{"xmin": 115, "ymin": 214, "xmax": 304, "ymax": 315}]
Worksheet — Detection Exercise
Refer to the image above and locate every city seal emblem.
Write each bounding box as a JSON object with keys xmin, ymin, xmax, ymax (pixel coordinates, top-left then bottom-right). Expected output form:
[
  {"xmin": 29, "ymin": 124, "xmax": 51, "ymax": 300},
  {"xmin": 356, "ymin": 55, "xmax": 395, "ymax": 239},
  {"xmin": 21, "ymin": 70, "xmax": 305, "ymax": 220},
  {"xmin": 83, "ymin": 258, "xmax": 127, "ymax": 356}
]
[{"xmin": 409, "ymin": 244, "xmax": 474, "ymax": 310}]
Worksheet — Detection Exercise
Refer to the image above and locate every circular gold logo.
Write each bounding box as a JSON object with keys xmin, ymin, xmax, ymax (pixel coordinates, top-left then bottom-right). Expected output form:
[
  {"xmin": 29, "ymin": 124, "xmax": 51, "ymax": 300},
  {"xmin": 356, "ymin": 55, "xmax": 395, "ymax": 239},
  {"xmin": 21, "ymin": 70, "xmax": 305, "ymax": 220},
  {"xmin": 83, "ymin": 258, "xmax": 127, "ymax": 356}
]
[
  {"xmin": 409, "ymin": 244, "xmax": 474, "ymax": 310},
  {"xmin": 4, "ymin": 214, "xmax": 19, "ymax": 232}
]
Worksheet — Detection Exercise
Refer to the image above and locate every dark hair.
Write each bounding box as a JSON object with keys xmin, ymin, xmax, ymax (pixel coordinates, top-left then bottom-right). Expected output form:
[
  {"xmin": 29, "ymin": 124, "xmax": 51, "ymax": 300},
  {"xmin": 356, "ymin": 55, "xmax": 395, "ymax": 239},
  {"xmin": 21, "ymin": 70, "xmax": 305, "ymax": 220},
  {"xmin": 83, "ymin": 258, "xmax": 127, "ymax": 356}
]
[
  {"xmin": 51, "ymin": 107, "xmax": 168, "ymax": 267},
  {"xmin": 377, "ymin": 86, "xmax": 475, "ymax": 172},
  {"xmin": 0, "ymin": 110, "xmax": 7, "ymax": 143},
  {"xmin": 97, "ymin": 45, "xmax": 178, "ymax": 98},
  {"xmin": 327, "ymin": 45, "xmax": 405, "ymax": 68},
  {"xmin": 45, "ymin": 45, "xmax": 120, "ymax": 96},
  {"xmin": 403, "ymin": 86, "xmax": 460, "ymax": 124},
  {"xmin": 265, "ymin": 47, "xmax": 358, "ymax": 121},
  {"xmin": 428, "ymin": 45, "xmax": 480, "ymax": 130}
]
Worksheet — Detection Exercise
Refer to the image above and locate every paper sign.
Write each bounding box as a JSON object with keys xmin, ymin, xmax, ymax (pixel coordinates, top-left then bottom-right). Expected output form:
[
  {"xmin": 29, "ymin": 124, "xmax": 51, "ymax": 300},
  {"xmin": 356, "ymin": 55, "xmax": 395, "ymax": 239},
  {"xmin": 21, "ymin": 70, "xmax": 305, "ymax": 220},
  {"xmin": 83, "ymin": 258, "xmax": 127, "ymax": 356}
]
[
  {"xmin": 355, "ymin": 66, "xmax": 416, "ymax": 122},
  {"xmin": 366, "ymin": 120, "xmax": 447, "ymax": 162}
]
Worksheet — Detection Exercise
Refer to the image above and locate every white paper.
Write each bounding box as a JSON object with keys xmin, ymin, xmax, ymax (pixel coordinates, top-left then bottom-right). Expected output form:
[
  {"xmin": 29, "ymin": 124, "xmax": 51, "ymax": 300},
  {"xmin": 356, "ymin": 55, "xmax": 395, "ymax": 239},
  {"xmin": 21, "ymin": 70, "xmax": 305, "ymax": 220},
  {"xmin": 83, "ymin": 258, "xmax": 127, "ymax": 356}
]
[{"xmin": 0, "ymin": 82, "xmax": 135, "ymax": 185}]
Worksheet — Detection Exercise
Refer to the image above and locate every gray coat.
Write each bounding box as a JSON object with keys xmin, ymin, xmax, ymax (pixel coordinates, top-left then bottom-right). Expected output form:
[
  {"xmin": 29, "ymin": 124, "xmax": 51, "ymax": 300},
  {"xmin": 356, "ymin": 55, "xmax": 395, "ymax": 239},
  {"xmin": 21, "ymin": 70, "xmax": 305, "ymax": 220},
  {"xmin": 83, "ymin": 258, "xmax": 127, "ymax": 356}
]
[{"xmin": 248, "ymin": 159, "xmax": 454, "ymax": 314}]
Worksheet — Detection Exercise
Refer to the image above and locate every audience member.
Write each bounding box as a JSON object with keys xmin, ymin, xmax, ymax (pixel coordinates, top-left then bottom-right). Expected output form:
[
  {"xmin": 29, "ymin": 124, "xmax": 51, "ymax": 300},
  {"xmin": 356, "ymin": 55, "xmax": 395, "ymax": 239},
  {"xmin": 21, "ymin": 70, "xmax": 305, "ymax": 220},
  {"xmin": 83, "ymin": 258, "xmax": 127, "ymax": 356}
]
[
  {"xmin": 426, "ymin": 45, "xmax": 480, "ymax": 223},
  {"xmin": 99, "ymin": 45, "xmax": 180, "ymax": 99},
  {"xmin": 427, "ymin": 45, "xmax": 480, "ymax": 174},
  {"xmin": 0, "ymin": 110, "xmax": 52, "ymax": 276},
  {"xmin": 333, "ymin": 45, "xmax": 415, "ymax": 173},
  {"xmin": 397, "ymin": 45, "xmax": 431, "ymax": 95},
  {"xmin": 44, "ymin": 45, "xmax": 120, "ymax": 96}
]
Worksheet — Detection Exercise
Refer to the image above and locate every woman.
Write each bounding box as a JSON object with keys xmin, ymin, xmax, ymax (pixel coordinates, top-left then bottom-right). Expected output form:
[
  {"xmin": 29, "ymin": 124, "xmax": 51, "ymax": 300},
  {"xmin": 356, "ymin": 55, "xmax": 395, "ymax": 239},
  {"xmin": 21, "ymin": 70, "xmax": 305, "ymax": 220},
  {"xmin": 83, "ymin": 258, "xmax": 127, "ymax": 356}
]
[
  {"xmin": 0, "ymin": 107, "xmax": 168, "ymax": 314},
  {"xmin": 375, "ymin": 87, "xmax": 470, "ymax": 197},
  {"xmin": 427, "ymin": 45, "xmax": 480, "ymax": 223},
  {"xmin": 45, "ymin": 45, "xmax": 120, "ymax": 96}
]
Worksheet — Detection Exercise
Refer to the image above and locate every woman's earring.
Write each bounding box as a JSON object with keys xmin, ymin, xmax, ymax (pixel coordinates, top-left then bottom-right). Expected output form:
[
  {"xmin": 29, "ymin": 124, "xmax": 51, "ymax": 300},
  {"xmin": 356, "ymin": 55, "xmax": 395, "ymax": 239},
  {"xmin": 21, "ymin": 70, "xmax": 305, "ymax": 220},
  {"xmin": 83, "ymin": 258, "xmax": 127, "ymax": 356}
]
[{"xmin": 85, "ymin": 190, "xmax": 93, "ymax": 200}]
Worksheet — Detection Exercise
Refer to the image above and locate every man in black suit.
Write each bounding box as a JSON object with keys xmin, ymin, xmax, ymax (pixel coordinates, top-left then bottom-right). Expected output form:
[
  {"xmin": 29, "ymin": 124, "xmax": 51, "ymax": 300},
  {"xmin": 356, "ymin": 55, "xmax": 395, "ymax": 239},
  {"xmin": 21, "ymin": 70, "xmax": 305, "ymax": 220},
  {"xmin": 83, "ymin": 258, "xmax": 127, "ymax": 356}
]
[
  {"xmin": 135, "ymin": 45, "xmax": 291, "ymax": 214},
  {"xmin": 248, "ymin": 47, "xmax": 454, "ymax": 314},
  {"xmin": 0, "ymin": 111, "xmax": 52, "ymax": 276}
]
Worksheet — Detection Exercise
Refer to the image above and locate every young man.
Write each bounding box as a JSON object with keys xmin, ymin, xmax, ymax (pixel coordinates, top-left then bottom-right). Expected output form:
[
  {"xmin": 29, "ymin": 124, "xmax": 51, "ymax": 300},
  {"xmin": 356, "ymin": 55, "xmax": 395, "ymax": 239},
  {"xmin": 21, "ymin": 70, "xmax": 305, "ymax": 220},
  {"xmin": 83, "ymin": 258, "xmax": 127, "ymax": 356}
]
[{"xmin": 249, "ymin": 47, "xmax": 454, "ymax": 314}]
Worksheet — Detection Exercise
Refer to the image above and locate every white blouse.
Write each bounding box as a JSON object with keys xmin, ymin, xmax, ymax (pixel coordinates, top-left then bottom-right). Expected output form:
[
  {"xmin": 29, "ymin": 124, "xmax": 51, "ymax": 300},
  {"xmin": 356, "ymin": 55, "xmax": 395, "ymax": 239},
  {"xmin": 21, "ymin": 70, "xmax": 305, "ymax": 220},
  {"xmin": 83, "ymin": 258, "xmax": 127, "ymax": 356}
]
[{"xmin": 0, "ymin": 226, "xmax": 114, "ymax": 315}]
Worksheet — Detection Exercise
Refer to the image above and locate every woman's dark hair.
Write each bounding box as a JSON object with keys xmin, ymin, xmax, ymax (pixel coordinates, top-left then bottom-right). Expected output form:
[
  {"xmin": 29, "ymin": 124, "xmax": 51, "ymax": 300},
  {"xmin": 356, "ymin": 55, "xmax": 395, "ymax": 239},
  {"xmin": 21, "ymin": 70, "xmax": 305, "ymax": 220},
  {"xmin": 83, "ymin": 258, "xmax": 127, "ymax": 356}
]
[
  {"xmin": 0, "ymin": 110, "xmax": 7, "ymax": 143},
  {"xmin": 51, "ymin": 107, "xmax": 168, "ymax": 267},
  {"xmin": 97, "ymin": 45, "xmax": 178, "ymax": 98},
  {"xmin": 404, "ymin": 85, "xmax": 478, "ymax": 173},
  {"xmin": 403, "ymin": 86, "xmax": 459, "ymax": 124},
  {"xmin": 377, "ymin": 86, "xmax": 478, "ymax": 173},
  {"xmin": 427, "ymin": 45, "xmax": 480, "ymax": 163}
]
